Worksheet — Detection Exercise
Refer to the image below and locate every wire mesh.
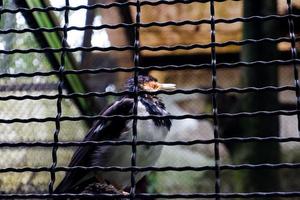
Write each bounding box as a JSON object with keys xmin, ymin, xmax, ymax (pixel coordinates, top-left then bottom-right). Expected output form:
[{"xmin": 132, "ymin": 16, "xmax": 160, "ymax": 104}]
[{"xmin": 0, "ymin": 0, "xmax": 299, "ymax": 199}]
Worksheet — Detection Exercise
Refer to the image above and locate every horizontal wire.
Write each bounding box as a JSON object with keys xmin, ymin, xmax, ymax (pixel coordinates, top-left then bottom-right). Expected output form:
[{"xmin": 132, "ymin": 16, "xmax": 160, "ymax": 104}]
[
  {"xmin": 0, "ymin": 163, "xmax": 299, "ymax": 173},
  {"xmin": 0, "ymin": 192, "xmax": 299, "ymax": 199},
  {"xmin": 0, "ymin": 0, "xmax": 242, "ymax": 14},
  {"xmin": 0, "ymin": 36, "xmax": 298, "ymax": 54},
  {"xmin": 0, "ymin": 86, "xmax": 296, "ymax": 101},
  {"xmin": 139, "ymin": 37, "xmax": 300, "ymax": 51},
  {"xmin": 0, "ymin": 137, "xmax": 300, "ymax": 148},
  {"xmin": 3, "ymin": 164, "xmax": 300, "ymax": 175},
  {"xmin": 1, "ymin": 14, "xmax": 299, "ymax": 34},
  {"xmin": 0, "ymin": 110, "xmax": 300, "ymax": 124},
  {"xmin": 0, "ymin": 59, "xmax": 299, "ymax": 78},
  {"xmin": 0, "ymin": 192, "xmax": 300, "ymax": 199},
  {"xmin": 0, "ymin": 46, "xmax": 133, "ymax": 54}
]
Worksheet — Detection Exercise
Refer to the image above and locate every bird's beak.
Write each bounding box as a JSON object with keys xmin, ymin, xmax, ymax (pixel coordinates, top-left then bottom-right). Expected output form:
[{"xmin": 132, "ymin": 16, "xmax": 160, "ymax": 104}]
[{"xmin": 158, "ymin": 83, "xmax": 176, "ymax": 90}]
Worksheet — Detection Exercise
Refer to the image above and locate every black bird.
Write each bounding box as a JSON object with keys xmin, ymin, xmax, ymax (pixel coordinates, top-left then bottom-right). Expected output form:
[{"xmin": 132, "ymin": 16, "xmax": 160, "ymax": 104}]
[{"xmin": 54, "ymin": 75, "xmax": 176, "ymax": 193}]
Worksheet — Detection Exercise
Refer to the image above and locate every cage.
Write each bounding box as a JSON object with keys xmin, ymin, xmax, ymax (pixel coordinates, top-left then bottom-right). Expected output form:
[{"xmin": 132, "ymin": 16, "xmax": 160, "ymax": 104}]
[{"xmin": 0, "ymin": 0, "xmax": 300, "ymax": 199}]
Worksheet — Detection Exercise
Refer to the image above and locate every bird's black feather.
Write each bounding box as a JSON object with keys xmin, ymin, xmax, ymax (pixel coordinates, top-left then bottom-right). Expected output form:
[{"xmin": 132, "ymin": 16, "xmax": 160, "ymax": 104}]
[
  {"xmin": 139, "ymin": 97, "xmax": 172, "ymax": 130},
  {"xmin": 54, "ymin": 98, "xmax": 134, "ymax": 193}
]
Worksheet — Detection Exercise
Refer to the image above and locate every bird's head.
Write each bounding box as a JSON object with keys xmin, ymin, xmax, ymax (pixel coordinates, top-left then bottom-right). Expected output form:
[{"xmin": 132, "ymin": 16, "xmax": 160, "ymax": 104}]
[{"xmin": 126, "ymin": 75, "xmax": 176, "ymax": 93}]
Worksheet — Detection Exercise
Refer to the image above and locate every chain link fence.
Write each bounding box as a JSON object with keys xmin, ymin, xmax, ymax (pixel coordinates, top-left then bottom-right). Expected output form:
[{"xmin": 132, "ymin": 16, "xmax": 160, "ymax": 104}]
[{"xmin": 0, "ymin": 0, "xmax": 300, "ymax": 199}]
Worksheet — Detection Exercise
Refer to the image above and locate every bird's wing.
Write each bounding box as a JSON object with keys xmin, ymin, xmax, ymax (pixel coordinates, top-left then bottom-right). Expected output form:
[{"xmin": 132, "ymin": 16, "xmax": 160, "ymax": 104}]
[{"xmin": 54, "ymin": 97, "xmax": 134, "ymax": 193}]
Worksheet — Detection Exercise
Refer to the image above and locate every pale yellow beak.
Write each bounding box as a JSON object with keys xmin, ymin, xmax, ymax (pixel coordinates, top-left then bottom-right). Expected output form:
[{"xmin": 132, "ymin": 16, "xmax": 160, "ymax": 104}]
[{"xmin": 158, "ymin": 83, "xmax": 176, "ymax": 90}]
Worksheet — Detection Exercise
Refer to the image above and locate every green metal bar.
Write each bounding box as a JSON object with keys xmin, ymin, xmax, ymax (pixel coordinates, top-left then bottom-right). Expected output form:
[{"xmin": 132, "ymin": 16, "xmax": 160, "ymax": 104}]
[{"xmin": 25, "ymin": 0, "xmax": 91, "ymax": 113}]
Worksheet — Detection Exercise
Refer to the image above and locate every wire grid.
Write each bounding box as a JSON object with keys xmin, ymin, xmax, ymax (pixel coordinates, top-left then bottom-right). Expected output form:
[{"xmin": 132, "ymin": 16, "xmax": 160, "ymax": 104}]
[{"xmin": 0, "ymin": 0, "xmax": 299, "ymax": 199}]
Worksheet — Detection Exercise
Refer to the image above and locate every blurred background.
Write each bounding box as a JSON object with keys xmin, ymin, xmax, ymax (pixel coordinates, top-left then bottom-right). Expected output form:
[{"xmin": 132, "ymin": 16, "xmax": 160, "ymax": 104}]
[{"xmin": 0, "ymin": 0, "xmax": 300, "ymax": 199}]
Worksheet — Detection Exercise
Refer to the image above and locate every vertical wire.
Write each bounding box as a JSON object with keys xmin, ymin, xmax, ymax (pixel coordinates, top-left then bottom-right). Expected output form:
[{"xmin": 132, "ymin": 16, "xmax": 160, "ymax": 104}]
[
  {"xmin": 210, "ymin": 0, "xmax": 221, "ymax": 199},
  {"xmin": 0, "ymin": 0, "xmax": 2, "ymax": 21},
  {"xmin": 286, "ymin": 0, "xmax": 300, "ymax": 136},
  {"xmin": 49, "ymin": 0, "xmax": 69, "ymax": 194},
  {"xmin": 131, "ymin": 0, "xmax": 140, "ymax": 199}
]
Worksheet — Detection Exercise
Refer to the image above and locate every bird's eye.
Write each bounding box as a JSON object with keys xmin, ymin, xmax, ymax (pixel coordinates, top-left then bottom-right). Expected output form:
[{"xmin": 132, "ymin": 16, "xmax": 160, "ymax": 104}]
[
  {"xmin": 148, "ymin": 82, "xmax": 159, "ymax": 90},
  {"xmin": 143, "ymin": 81, "xmax": 159, "ymax": 91},
  {"xmin": 151, "ymin": 82, "xmax": 159, "ymax": 89}
]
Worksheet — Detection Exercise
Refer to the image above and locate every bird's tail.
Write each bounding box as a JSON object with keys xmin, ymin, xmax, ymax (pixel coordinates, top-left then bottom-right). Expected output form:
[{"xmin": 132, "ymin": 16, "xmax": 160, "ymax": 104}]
[
  {"xmin": 54, "ymin": 172, "xmax": 96, "ymax": 194},
  {"xmin": 53, "ymin": 177, "xmax": 73, "ymax": 194}
]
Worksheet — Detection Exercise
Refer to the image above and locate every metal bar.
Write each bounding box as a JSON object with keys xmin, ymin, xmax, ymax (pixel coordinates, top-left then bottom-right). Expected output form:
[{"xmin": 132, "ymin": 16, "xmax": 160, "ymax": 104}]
[
  {"xmin": 1, "ymin": 163, "xmax": 300, "ymax": 173},
  {"xmin": 48, "ymin": 0, "xmax": 69, "ymax": 194},
  {"xmin": 1, "ymin": 59, "xmax": 300, "ymax": 78},
  {"xmin": 0, "ymin": 36, "xmax": 298, "ymax": 54},
  {"xmin": 0, "ymin": 86, "xmax": 297, "ymax": 100},
  {"xmin": 287, "ymin": 0, "xmax": 300, "ymax": 136},
  {"xmin": 130, "ymin": 0, "xmax": 141, "ymax": 198},
  {"xmin": 0, "ymin": 0, "xmax": 2, "ymax": 21},
  {"xmin": 0, "ymin": 136, "xmax": 300, "ymax": 147},
  {"xmin": 0, "ymin": 192, "xmax": 300, "ymax": 199},
  {"xmin": 2, "ymin": 109, "xmax": 300, "ymax": 124},
  {"xmin": 209, "ymin": 1, "xmax": 221, "ymax": 199}
]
